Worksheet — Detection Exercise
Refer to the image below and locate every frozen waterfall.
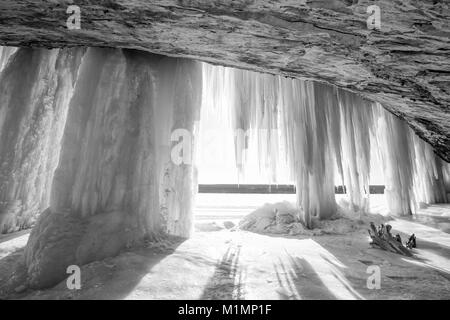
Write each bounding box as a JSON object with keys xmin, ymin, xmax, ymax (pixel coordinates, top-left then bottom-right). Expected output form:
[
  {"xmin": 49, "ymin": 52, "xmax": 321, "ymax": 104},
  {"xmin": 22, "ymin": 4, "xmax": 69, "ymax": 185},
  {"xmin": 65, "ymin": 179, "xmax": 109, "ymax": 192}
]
[
  {"xmin": 0, "ymin": 46, "xmax": 448, "ymax": 288},
  {"xmin": 200, "ymin": 63, "xmax": 450, "ymax": 226}
]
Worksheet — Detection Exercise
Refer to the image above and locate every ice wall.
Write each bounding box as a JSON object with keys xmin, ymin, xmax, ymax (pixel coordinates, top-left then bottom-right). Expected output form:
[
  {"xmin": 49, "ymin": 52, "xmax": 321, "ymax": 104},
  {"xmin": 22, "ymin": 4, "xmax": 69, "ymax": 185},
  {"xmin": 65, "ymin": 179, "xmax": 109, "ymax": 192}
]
[
  {"xmin": 412, "ymin": 135, "xmax": 448, "ymax": 205},
  {"xmin": 336, "ymin": 89, "xmax": 373, "ymax": 214},
  {"xmin": 372, "ymin": 103, "xmax": 450, "ymax": 213},
  {"xmin": 24, "ymin": 48, "xmax": 202, "ymax": 288},
  {"xmin": 0, "ymin": 46, "xmax": 17, "ymax": 72},
  {"xmin": 201, "ymin": 63, "xmax": 361, "ymax": 226},
  {"xmin": 157, "ymin": 58, "xmax": 202, "ymax": 237},
  {"xmin": 372, "ymin": 103, "xmax": 416, "ymax": 215},
  {"xmin": 0, "ymin": 47, "xmax": 84, "ymax": 233},
  {"xmin": 279, "ymin": 80, "xmax": 337, "ymax": 227},
  {"xmin": 201, "ymin": 63, "xmax": 450, "ymax": 225}
]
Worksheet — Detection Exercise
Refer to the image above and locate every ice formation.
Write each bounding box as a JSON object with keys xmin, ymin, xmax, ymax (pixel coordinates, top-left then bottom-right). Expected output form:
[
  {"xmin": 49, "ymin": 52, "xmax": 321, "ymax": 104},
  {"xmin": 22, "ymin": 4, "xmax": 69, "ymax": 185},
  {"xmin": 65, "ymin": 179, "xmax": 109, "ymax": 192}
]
[
  {"xmin": 200, "ymin": 63, "xmax": 450, "ymax": 226},
  {"xmin": 0, "ymin": 46, "xmax": 16, "ymax": 72},
  {"xmin": 373, "ymin": 103, "xmax": 450, "ymax": 214},
  {"xmin": 22, "ymin": 48, "xmax": 202, "ymax": 288},
  {"xmin": 0, "ymin": 45, "xmax": 448, "ymax": 287},
  {"xmin": 0, "ymin": 48, "xmax": 84, "ymax": 233},
  {"xmin": 156, "ymin": 57, "xmax": 202, "ymax": 237}
]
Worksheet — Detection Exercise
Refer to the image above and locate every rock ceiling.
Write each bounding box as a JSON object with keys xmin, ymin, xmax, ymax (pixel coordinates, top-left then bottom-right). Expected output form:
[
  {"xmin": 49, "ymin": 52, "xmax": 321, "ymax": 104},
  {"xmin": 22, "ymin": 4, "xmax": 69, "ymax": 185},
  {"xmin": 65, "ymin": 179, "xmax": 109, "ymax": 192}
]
[{"xmin": 0, "ymin": 0, "xmax": 449, "ymax": 160}]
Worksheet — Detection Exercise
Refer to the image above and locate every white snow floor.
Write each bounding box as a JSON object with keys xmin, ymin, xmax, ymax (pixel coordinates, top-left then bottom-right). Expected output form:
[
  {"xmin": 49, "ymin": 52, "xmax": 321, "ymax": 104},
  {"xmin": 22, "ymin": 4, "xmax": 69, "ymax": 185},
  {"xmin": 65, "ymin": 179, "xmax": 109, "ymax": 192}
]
[{"xmin": 0, "ymin": 194, "xmax": 449, "ymax": 300}]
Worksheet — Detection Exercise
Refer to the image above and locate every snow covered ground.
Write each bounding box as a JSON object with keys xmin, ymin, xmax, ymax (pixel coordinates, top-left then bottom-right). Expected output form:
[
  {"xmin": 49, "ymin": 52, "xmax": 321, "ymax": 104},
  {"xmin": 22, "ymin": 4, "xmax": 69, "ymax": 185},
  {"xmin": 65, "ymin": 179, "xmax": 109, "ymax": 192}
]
[{"xmin": 0, "ymin": 194, "xmax": 449, "ymax": 300}]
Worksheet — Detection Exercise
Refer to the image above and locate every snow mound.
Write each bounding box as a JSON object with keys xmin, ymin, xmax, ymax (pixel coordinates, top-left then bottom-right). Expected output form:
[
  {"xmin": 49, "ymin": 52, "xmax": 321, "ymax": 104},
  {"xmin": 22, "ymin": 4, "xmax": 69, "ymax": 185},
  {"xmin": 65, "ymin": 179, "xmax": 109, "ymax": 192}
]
[
  {"xmin": 238, "ymin": 201, "xmax": 315, "ymax": 236},
  {"xmin": 238, "ymin": 199, "xmax": 392, "ymax": 236}
]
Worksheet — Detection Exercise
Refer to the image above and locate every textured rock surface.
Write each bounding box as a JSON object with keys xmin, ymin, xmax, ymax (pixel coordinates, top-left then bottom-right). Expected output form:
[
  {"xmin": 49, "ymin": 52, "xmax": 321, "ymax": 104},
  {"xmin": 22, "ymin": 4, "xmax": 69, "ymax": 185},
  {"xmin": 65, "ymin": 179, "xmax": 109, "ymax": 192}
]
[{"xmin": 0, "ymin": 0, "xmax": 448, "ymax": 161}]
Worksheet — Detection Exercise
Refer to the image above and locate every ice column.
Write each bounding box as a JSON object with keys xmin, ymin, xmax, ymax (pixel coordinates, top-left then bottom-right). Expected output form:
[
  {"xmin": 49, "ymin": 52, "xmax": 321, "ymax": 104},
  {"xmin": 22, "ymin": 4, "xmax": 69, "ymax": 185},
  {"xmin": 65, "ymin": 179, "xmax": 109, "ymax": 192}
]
[
  {"xmin": 336, "ymin": 89, "xmax": 373, "ymax": 213},
  {"xmin": 25, "ymin": 49, "xmax": 202, "ymax": 288},
  {"xmin": 157, "ymin": 58, "xmax": 202, "ymax": 237},
  {"xmin": 0, "ymin": 48, "xmax": 84, "ymax": 233}
]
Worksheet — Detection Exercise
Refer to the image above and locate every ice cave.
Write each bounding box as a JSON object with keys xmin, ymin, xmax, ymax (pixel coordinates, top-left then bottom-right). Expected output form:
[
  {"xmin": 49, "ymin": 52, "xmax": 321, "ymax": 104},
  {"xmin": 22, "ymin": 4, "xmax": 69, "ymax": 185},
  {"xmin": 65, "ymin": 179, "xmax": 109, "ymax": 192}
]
[{"xmin": 0, "ymin": 0, "xmax": 449, "ymax": 301}]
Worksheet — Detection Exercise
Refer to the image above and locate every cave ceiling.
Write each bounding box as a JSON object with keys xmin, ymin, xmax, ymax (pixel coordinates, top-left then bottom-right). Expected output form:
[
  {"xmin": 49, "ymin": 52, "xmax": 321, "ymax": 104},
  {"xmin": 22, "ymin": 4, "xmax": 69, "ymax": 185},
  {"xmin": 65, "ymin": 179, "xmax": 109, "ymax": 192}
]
[{"xmin": 0, "ymin": 0, "xmax": 449, "ymax": 160}]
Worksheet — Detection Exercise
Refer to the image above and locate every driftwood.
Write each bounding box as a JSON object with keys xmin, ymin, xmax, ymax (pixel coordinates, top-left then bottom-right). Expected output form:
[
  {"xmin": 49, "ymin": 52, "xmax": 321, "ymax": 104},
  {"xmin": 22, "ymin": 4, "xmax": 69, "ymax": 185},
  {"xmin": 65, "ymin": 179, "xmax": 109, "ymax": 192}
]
[
  {"xmin": 368, "ymin": 222, "xmax": 412, "ymax": 257},
  {"xmin": 406, "ymin": 234, "xmax": 417, "ymax": 249}
]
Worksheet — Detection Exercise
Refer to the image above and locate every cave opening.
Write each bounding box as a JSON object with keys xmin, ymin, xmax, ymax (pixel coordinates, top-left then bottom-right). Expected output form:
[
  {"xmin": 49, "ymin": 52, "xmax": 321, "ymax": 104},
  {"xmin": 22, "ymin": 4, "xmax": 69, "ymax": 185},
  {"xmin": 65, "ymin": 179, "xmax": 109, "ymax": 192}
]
[
  {"xmin": 0, "ymin": 46, "xmax": 449, "ymax": 300},
  {"xmin": 1, "ymin": 0, "xmax": 450, "ymax": 302},
  {"xmin": 192, "ymin": 62, "xmax": 450, "ymax": 232},
  {"xmin": 194, "ymin": 62, "xmax": 390, "ymax": 231}
]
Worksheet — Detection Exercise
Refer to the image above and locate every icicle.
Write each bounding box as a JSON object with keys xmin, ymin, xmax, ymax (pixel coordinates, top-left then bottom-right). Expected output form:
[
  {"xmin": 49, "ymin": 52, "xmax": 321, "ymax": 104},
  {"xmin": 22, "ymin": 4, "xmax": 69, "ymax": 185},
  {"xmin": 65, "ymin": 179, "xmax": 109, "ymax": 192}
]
[
  {"xmin": 157, "ymin": 57, "xmax": 203, "ymax": 238},
  {"xmin": 336, "ymin": 89, "xmax": 373, "ymax": 214},
  {"xmin": 201, "ymin": 64, "xmax": 339, "ymax": 226},
  {"xmin": 283, "ymin": 80, "xmax": 337, "ymax": 227},
  {"xmin": 441, "ymin": 160, "xmax": 450, "ymax": 202},
  {"xmin": 372, "ymin": 103, "xmax": 415, "ymax": 215},
  {"xmin": 0, "ymin": 46, "xmax": 17, "ymax": 72},
  {"xmin": 230, "ymin": 67, "xmax": 282, "ymax": 180},
  {"xmin": 412, "ymin": 134, "xmax": 448, "ymax": 205},
  {"xmin": 199, "ymin": 63, "xmax": 449, "ymax": 225},
  {"xmin": 372, "ymin": 102, "xmax": 449, "ymax": 215}
]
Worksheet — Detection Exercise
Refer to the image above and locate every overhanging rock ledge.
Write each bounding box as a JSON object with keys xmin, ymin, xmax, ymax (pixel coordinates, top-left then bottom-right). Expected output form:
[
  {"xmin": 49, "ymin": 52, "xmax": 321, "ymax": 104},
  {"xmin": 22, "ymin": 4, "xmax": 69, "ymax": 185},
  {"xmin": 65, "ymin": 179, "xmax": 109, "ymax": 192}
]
[{"xmin": 0, "ymin": 0, "xmax": 449, "ymax": 160}]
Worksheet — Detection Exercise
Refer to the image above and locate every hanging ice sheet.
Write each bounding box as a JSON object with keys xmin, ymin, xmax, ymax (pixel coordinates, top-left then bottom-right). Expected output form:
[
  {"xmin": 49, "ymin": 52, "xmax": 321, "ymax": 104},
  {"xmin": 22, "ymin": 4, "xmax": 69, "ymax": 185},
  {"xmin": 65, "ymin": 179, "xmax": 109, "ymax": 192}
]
[{"xmin": 200, "ymin": 63, "xmax": 449, "ymax": 226}]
